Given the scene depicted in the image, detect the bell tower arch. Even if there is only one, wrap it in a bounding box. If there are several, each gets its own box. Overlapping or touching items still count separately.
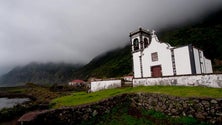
[130,27,152,53]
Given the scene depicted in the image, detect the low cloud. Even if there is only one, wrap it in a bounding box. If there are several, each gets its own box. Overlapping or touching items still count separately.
[0,0,222,75]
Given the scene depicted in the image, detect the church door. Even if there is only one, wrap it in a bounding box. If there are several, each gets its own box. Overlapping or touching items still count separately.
[151,65,162,77]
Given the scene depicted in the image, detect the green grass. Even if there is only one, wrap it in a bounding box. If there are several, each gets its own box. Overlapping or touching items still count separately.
[51,86,222,108]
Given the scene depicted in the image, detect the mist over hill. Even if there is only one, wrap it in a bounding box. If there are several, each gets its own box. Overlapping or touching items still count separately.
[0,63,82,86]
[0,9,222,86]
[72,45,132,80]
[159,9,222,60]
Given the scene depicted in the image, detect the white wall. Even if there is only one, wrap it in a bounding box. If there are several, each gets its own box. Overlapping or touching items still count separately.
[133,35,174,78]
[133,52,141,78]
[193,48,201,74]
[133,74,222,88]
[174,46,192,75]
[199,51,206,73]
[193,49,213,74]
[90,80,121,92]
[143,36,174,77]
[205,58,213,73]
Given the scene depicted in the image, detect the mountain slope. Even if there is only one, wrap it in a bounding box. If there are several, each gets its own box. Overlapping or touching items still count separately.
[159,9,222,60]
[72,45,132,80]
[0,63,81,86]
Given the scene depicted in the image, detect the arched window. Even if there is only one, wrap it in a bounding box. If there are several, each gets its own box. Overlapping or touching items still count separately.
[133,38,139,51]
[144,38,149,48]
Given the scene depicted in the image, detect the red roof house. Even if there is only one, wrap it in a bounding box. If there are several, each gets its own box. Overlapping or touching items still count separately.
[123,76,133,81]
[69,79,85,86]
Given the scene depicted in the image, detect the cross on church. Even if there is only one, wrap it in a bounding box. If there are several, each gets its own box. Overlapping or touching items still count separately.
[152,30,155,35]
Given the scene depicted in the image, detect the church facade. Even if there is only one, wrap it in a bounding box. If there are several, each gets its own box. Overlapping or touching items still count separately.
[130,28,213,78]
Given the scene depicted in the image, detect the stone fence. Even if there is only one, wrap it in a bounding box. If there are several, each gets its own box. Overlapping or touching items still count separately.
[20,93,222,124]
[133,74,222,88]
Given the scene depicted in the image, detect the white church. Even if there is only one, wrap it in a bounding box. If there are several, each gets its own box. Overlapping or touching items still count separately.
[130,28,213,78]
[88,28,220,92]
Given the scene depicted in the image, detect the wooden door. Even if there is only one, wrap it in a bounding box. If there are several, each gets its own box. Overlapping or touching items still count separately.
[151,66,162,77]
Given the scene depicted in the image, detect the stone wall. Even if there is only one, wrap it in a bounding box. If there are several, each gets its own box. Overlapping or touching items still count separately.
[133,74,222,88]
[27,95,129,125]
[131,93,222,124]
[24,93,222,124]
[90,80,121,92]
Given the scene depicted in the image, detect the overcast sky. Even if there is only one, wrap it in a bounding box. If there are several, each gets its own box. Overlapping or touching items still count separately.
[0,0,222,75]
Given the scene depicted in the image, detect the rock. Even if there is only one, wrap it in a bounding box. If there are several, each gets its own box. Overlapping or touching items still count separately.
[158,101,163,107]
[162,105,167,110]
[83,114,89,120]
[195,113,205,119]
[183,103,188,109]
[92,110,98,117]
[211,99,218,104]
[171,109,178,115]
[201,100,210,107]
[216,113,222,116]
[210,109,215,114]
[182,112,186,116]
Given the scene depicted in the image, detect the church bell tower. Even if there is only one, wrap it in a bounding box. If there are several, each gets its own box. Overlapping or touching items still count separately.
[129,27,152,78]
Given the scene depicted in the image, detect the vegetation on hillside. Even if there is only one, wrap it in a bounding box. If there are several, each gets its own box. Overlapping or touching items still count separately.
[51,86,222,108]
[160,9,222,61]
[72,45,132,80]
[0,63,81,86]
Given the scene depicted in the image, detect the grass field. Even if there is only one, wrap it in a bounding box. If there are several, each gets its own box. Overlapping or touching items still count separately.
[51,86,222,108]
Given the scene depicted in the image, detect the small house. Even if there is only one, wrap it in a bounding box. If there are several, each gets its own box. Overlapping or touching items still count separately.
[123,76,133,81]
[68,79,85,87]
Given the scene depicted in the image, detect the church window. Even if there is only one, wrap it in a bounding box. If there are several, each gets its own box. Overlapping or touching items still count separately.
[144,38,149,48]
[151,52,158,61]
[133,38,139,51]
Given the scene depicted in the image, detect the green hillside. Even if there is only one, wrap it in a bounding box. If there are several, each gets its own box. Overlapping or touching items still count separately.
[72,45,132,80]
[0,63,81,86]
[160,9,222,60]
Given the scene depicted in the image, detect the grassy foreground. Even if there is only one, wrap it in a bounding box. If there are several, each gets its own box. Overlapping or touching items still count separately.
[51,86,222,108]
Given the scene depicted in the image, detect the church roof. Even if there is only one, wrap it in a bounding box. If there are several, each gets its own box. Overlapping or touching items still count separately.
[129,27,151,37]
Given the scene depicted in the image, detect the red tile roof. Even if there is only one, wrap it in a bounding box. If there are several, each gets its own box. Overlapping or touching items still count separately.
[71,79,85,83]
[124,76,133,78]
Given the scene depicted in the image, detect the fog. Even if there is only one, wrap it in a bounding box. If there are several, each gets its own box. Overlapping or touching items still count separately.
[0,0,222,75]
